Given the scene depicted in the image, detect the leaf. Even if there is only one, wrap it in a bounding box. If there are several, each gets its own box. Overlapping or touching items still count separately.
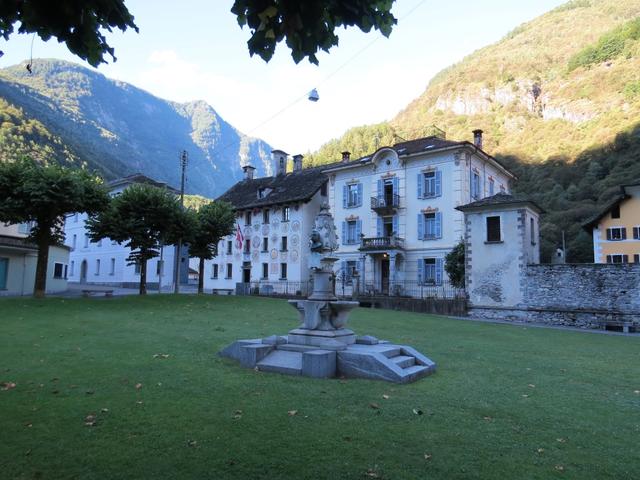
[412,408,423,415]
[233,409,243,420]
[483,416,492,421]
[528,384,535,388]
[634,390,639,394]
[365,469,379,478]
[187,440,198,448]
[135,383,143,390]
[84,414,97,427]
[537,448,545,454]
[287,410,298,416]
[382,394,390,400]
[369,403,380,410]
[555,465,564,471]
[424,453,432,460]
[556,438,566,443]
[521,394,529,398]
[1,382,16,390]
[101,408,109,413]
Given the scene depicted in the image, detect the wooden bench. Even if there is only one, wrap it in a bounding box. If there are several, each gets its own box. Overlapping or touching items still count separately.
[82,289,114,298]
[212,288,233,296]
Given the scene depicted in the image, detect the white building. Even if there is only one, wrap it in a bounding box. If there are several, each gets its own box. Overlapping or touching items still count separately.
[203,151,328,295]
[64,174,189,290]
[324,130,516,297]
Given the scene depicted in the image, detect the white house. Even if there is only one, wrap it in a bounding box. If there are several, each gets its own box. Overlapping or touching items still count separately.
[64,174,189,290]
[324,130,516,297]
[203,151,328,295]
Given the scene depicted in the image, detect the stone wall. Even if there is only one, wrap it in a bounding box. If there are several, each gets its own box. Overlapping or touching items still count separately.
[470,263,640,328]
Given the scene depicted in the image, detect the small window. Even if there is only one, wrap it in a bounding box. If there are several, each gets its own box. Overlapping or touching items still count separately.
[346,220,358,244]
[53,262,65,279]
[344,260,357,284]
[227,240,233,255]
[244,238,251,254]
[488,178,495,196]
[245,211,251,226]
[634,254,639,264]
[423,258,437,285]
[263,209,270,224]
[262,263,268,279]
[606,254,628,264]
[530,218,536,245]
[72,234,77,251]
[156,260,163,276]
[486,216,501,242]
[633,227,639,240]
[110,258,116,275]
[95,259,101,275]
[471,171,481,200]
[611,205,620,219]
[70,261,75,277]
[84,235,89,248]
[211,264,218,279]
[282,207,290,222]
[606,227,626,241]
[280,263,287,280]
[262,237,268,252]
[424,213,437,239]
[281,236,288,252]
[423,171,437,197]
[226,263,233,279]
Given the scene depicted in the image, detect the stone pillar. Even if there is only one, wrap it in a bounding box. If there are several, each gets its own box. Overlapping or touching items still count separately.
[389,253,397,293]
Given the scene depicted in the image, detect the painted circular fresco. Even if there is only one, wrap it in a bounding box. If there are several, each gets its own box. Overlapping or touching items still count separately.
[262,224,270,235]
[270,248,279,260]
[290,250,299,263]
[291,234,299,247]
[252,236,260,249]
[253,223,260,232]
[243,226,252,236]
[291,220,300,232]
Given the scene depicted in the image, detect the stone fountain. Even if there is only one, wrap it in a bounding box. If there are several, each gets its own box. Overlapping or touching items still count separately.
[219,204,436,383]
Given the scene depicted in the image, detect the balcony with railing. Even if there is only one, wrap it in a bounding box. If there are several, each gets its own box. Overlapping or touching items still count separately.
[359,236,404,251]
[370,194,400,215]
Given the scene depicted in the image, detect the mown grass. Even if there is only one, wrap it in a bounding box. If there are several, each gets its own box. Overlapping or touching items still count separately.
[0,295,638,479]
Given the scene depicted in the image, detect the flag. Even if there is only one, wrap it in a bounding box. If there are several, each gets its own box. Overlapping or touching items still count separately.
[235,223,244,250]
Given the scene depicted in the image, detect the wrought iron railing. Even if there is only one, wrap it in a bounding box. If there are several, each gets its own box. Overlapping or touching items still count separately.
[371,194,400,210]
[236,280,311,297]
[360,236,404,250]
[335,278,465,300]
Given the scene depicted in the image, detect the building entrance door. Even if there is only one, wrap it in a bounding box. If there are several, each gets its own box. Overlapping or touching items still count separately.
[242,267,251,283]
[381,258,390,295]
[80,260,88,283]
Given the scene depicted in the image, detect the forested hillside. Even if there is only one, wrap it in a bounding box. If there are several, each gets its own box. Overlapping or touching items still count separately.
[0,59,273,197]
[307,0,640,262]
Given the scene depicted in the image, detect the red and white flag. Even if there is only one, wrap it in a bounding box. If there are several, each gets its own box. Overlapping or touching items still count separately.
[235,223,244,250]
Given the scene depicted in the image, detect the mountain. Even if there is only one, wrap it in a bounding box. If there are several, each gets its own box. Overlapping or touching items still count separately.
[0,59,273,197]
[307,0,640,262]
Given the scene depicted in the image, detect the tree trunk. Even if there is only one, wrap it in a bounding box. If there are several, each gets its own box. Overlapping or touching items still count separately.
[139,257,147,295]
[34,238,50,298]
[198,257,205,294]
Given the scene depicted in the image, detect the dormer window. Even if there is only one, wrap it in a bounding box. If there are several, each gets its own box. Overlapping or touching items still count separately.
[257,187,272,199]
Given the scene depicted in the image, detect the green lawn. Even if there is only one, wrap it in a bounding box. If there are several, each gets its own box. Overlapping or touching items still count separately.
[0,296,638,480]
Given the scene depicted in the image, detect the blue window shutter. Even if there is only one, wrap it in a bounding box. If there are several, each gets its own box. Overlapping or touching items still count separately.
[356,220,362,241]
[342,221,347,245]
[342,185,348,208]
[435,170,442,197]
[357,183,363,207]
[417,173,423,198]
[417,214,424,240]
[377,179,383,199]
[392,177,399,196]
[435,258,444,285]
[435,212,442,238]
[417,259,423,284]
[377,217,383,237]
[392,215,399,235]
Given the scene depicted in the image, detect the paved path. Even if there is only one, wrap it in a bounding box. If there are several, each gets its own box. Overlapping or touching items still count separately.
[60,283,199,298]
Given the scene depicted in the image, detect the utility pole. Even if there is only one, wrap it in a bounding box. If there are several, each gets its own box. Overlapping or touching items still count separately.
[561,230,567,263]
[174,150,188,294]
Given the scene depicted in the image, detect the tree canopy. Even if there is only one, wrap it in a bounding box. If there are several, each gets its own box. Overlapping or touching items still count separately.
[86,183,189,295]
[0,158,109,297]
[0,0,396,66]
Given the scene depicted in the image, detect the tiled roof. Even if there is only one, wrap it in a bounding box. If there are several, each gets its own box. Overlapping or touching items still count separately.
[217,166,328,210]
[107,173,179,193]
[456,193,544,213]
[0,235,38,250]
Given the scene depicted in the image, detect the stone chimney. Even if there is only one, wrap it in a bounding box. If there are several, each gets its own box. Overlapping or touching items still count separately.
[272,149,288,176]
[341,151,351,163]
[292,154,303,172]
[473,129,483,149]
[242,165,256,180]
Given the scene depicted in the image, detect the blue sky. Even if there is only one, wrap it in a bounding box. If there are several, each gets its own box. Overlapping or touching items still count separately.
[0,0,565,153]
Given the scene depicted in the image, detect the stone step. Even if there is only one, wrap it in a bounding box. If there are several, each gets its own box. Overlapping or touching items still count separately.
[391,355,415,368]
[257,350,302,375]
[398,365,432,383]
[279,344,330,353]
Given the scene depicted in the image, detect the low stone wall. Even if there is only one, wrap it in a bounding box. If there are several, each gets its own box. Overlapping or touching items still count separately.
[471,264,640,329]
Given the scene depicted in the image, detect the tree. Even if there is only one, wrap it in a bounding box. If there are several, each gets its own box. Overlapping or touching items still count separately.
[444,240,465,289]
[187,201,236,294]
[0,158,109,297]
[86,184,188,295]
[0,1,396,66]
